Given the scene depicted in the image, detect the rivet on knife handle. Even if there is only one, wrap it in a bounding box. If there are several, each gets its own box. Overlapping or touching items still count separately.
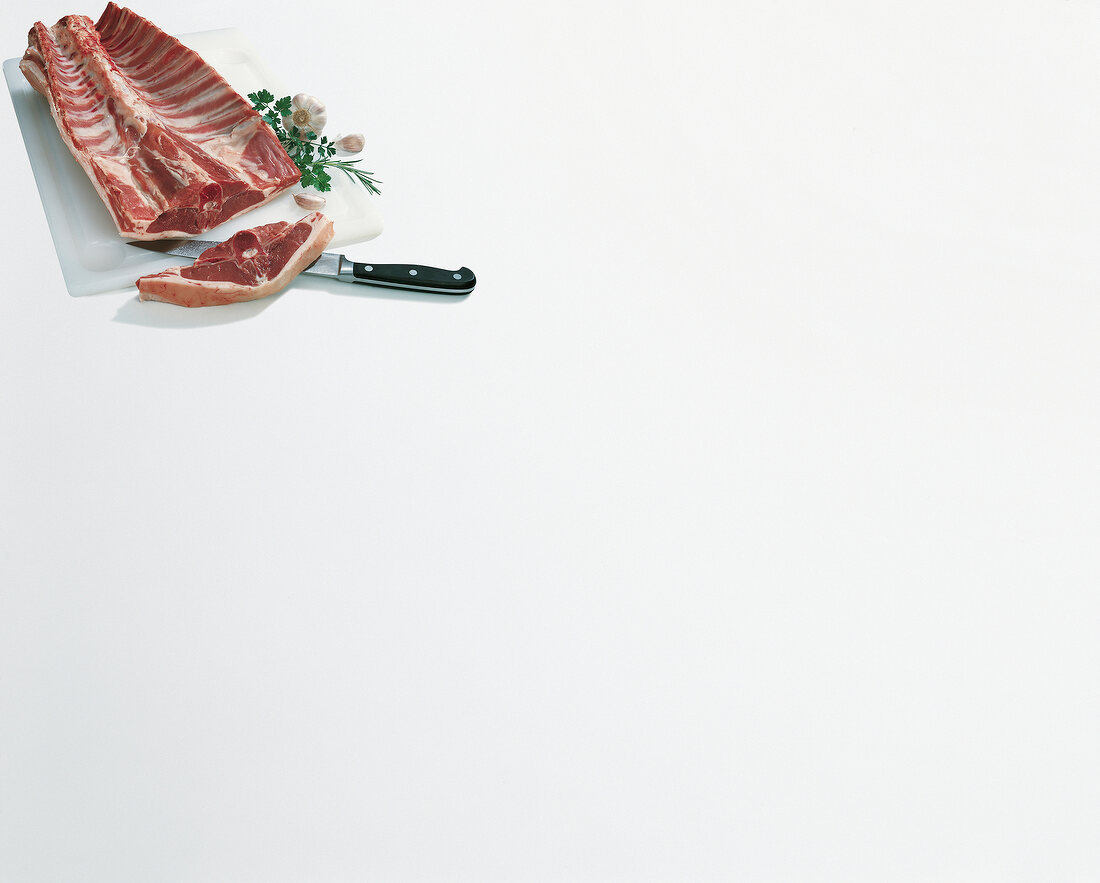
[351,262,475,295]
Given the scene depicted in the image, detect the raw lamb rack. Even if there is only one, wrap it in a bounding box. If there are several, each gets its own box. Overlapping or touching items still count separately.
[21,3,300,240]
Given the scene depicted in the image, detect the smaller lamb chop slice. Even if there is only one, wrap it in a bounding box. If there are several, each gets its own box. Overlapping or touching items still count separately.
[136,211,335,307]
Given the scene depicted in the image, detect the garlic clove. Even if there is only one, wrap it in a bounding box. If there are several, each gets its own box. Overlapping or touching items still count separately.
[294,192,326,210]
[335,133,365,154]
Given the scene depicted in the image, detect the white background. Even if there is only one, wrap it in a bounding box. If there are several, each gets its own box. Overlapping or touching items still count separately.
[2,1,1099,881]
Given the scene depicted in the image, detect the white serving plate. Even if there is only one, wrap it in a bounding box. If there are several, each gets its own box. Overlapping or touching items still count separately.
[3,27,382,296]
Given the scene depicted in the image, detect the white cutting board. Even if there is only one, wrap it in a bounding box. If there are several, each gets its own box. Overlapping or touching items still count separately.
[3,27,382,296]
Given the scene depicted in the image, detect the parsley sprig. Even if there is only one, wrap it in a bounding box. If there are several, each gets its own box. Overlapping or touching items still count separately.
[248,89,381,196]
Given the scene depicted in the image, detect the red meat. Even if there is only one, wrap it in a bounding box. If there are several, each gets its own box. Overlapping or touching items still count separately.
[136,211,334,306]
[21,3,300,240]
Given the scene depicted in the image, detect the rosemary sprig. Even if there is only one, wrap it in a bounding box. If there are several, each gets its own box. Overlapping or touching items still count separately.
[319,159,383,196]
[247,89,381,196]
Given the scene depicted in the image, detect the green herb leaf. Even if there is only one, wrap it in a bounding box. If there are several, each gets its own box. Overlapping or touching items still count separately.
[251,90,382,196]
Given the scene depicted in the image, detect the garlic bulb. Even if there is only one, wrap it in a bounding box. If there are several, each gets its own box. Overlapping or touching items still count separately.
[282,93,327,136]
[335,133,365,154]
[294,192,326,210]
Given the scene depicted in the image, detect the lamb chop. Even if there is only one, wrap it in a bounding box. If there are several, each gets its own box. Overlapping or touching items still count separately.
[136,211,334,307]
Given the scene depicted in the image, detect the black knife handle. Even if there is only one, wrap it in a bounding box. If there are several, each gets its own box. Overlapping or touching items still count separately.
[350,262,475,295]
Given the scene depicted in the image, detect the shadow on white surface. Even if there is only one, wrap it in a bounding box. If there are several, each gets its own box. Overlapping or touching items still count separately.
[110,276,470,326]
[303,275,474,305]
[112,290,283,327]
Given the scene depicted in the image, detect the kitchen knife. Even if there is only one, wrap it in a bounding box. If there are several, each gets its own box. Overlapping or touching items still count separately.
[130,239,475,295]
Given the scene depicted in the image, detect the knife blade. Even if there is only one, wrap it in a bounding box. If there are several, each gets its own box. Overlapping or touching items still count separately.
[130,239,476,295]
